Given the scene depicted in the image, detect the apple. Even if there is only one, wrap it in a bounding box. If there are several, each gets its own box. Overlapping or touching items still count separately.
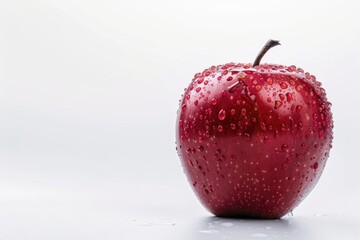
[175,40,333,218]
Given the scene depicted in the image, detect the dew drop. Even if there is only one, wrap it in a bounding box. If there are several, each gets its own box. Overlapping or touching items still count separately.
[313,162,318,170]
[255,85,262,91]
[230,123,236,130]
[241,108,247,116]
[196,87,201,92]
[238,72,246,79]
[286,93,292,102]
[218,125,223,132]
[260,122,266,131]
[218,109,226,120]
[230,109,236,115]
[267,78,273,85]
[274,101,283,109]
[280,82,288,89]
[211,98,218,105]
[279,94,285,101]
[296,105,302,112]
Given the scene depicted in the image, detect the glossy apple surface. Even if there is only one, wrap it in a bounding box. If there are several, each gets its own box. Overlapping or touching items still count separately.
[176,63,333,218]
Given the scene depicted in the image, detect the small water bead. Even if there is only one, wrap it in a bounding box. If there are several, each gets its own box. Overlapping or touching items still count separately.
[227,76,233,81]
[204,80,209,85]
[238,72,246,79]
[194,100,198,106]
[218,125,223,132]
[230,109,236,115]
[198,137,204,143]
[286,93,292,102]
[267,97,272,103]
[211,98,218,105]
[218,109,226,120]
[241,108,247,116]
[313,162,318,170]
[260,122,267,131]
[267,78,273,85]
[274,101,283,109]
[279,94,285,101]
[296,105,302,112]
[255,85,262,91]
[197,78,204,84]
[280,82,288,89]
[230,123,236,130]
[181,104,186,111]
[196,87,201,92]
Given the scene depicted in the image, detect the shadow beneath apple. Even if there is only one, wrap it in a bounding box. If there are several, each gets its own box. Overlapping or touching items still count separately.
[186,213,360,240]
[188,214,309,240]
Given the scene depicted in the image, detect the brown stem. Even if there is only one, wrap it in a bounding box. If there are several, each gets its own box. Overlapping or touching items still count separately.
[253,39,280,67]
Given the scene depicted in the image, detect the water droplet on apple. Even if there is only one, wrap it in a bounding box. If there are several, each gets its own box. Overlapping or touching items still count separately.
[274,101,282,109]
[218,109,226,120]
[211,98,217,105]
[241,108,247,116]
[280,82,288,89]
[267,78,273,85]
[218,125,223,132]
[279,94,285,101]
[313,162,318,170]
[260,122,266,131]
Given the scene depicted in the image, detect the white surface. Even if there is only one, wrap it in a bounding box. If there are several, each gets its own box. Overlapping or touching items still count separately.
[1,0,360,239]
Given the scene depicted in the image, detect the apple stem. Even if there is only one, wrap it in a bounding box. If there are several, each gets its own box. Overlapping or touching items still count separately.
[253,39,280,67]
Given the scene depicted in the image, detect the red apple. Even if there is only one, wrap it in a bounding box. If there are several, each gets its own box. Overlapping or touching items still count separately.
[175,40,333,218]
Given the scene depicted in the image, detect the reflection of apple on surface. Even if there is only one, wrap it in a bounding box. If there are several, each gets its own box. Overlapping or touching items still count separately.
[176,40,333,218]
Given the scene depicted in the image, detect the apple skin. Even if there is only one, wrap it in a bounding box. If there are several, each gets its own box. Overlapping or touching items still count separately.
[176,63,333,219]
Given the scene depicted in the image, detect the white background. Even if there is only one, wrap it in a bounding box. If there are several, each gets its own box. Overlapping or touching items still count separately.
[1,0,360,239]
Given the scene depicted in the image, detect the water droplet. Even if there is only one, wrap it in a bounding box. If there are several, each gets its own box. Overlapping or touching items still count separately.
[274,101,283,109]
[279,94,285,101]
[204,80,209,85]
[313,162,318,169]
[286,93,292,102]
[238,72,246,79]
[227,76,233,81]
[196,87,201,92]
[218,109,226,120]
[230,109,236,115]
[198,137,203,143]
[266,78,273,85]
[267,97,271,103]
[241,108,247,116]
[180,135,185,142]
[198,145,204,151]
[218,125,223,132]
[181,104,186,111]
[194,100,198,106]
[296,85,303,92]
[230,123,236,130]
[255,85,262,91]
[280,82,288,89]
[296,105,302,112]
[260,122,266,131]
[211,98,217,105]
